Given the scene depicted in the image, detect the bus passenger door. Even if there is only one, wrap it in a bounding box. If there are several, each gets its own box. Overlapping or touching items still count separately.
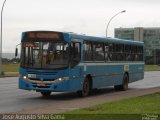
[70,42,81,68]
[70,42,82,90]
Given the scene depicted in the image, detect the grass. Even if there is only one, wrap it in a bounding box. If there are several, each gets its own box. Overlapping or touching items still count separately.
[2,63,19,72]
[62,92,160,120]
[1,64,19,76]
[144,65,160,71]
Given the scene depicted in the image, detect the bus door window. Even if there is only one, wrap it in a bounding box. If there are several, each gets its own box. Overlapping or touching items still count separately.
[70,42,81,68]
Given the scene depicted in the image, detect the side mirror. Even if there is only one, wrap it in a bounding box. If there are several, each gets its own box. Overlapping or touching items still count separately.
[15,48,18,57]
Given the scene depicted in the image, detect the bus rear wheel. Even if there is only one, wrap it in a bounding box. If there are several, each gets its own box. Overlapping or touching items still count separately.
[114,74,129,91]
[41,91,51,97]
[77,78,91,97]
[122,74,129,90]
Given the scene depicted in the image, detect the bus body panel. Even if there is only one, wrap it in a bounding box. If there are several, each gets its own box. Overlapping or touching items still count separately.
[19,63,144,92]
[75,62,144,89]
[69,66,84,91]
[18,31,144,93]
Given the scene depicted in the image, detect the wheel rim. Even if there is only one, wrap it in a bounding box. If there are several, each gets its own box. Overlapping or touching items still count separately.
[82,79,90,96]
[124,75,128,90]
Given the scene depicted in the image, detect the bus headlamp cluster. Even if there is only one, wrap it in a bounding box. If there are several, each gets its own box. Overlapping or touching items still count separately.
[55,77,69,82]
[19,74,28,80]
[19,74,69,82]
[23,75,27,80]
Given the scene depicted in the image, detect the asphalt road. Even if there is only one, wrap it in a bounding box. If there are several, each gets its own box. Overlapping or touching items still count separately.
[0,71,160,114]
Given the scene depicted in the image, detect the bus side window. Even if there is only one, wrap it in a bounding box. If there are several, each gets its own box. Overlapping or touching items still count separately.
[140,46,144,61]
[112,44,117,61]
[105,43,109,61]
[108,43,113,61]
[131,45,138,61]
[125,45,131,61]
[93,42,105,61]
[137,46,143,61]
[84,41,92,61]
[116,44,124,61]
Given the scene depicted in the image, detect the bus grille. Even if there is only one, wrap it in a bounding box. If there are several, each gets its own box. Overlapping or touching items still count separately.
[29,78,55,81]
[27,70,57,75]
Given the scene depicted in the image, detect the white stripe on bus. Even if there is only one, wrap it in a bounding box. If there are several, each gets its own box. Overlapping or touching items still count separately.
[78,62,144,66]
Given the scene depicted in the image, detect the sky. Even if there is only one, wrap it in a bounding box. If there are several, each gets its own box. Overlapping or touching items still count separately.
[0,0,160,53]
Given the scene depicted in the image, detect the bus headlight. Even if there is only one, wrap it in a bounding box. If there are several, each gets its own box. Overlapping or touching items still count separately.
[23,76,27,80]
[55,77,69,82]
[19,74,28,80]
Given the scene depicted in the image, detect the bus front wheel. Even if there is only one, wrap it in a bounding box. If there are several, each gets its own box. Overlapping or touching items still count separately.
[41,91,51,97]
[77,78,91,97]
[114,74,129,91]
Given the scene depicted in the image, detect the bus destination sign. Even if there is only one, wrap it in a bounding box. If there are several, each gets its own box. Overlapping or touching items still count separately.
[23,31,64,41]
[28,33,60,39]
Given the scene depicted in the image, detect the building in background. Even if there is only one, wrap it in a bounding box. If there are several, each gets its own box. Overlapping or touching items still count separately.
[115,27,160,64]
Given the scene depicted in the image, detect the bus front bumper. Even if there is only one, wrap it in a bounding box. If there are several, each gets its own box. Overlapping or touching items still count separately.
[19,78,69,92]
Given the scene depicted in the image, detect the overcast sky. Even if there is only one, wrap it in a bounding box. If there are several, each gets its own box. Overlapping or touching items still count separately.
[0,0,160,53]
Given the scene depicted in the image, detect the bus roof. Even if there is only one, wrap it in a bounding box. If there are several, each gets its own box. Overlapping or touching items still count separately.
[21,31,144,46]
[69,32,144,46]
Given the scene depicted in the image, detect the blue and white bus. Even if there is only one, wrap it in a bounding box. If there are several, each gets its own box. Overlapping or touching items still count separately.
[17,31,144,97]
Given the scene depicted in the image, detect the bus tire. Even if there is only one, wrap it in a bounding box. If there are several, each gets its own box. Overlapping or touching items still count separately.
[77,78,91,97]
[114,74,129,91]
[122,73,129,91]
[41,91,51,97]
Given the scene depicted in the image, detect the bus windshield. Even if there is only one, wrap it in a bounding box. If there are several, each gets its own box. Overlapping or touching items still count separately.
[21,42,69,69]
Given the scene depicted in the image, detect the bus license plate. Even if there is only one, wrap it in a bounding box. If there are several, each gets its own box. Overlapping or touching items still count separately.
[28,74,36,78]
[37,82,45,86]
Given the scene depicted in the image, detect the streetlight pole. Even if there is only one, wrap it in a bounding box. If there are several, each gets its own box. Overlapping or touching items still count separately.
[106,10,126,38]
[0,0,7,76]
